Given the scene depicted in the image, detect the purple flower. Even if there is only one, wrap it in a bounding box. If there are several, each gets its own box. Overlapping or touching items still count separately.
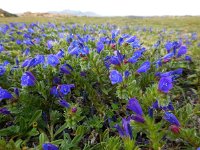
[167,102,174,111]
[47,54,60,67]
[0,65,6,76]
[131,114,145,123]
[158,77,173,93]
[14,88,19,97]
[109,70,123,85]
[114,117,133,139]
[53,77,61,85]
[42,143,58,150]
[96,41,104,53]
[0,87,13,101]
[148,107,153,118]
[152,100,160,109]
[71,107,77,113]
[80,71,87,77]
[163,112,180,126]
[21,71,36,86]
[136,61,151,74]
[127,98,143,116]
[0,107,10,115]
[59,100,70,108]
[177,46,187,57]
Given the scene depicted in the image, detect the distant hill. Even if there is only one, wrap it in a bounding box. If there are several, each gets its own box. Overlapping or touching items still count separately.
[20,11,71,17]
[49,9,99,17]
[0,9,17,17]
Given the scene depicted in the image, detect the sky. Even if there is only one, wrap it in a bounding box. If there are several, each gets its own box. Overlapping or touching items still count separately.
[1,0,200,16]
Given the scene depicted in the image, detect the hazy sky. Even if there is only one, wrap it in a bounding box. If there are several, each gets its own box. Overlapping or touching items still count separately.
[1,0,200,16]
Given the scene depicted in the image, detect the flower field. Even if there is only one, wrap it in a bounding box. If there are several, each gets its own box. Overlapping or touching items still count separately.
[0,17,200,150]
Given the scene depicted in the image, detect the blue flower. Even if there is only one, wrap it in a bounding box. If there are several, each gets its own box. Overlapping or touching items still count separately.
[58,100,70,108]
[14,87,19,97]
[3,60,9,66]
[96,41,104,53]
[47,40,53,50]
[59,84,75,96]
[56,49,65,58]
[42,143,58,150]
[21,58,31,68]
[16,39,22,45]
[167,102,174,111]
[22,48,30,56]
[110,50,125,65]
[152,100,160,109]
[124,70,130,78]
[50,86,59,97]
[162,52,174,62]
[0,87,13,101]
[47,54,60,67]
[131,38,140,49]
[118,37,124,45]
[21,71,36,86]
[0,65,6,76]
[177,46,187,57]
[125,36,136,43]
[60,65,71,75]
[27,55,45,69]
[163,112,180,126]
[165,41,173,53]
[136,61,151,73]
[127,98,143,116]
[0,44,4,52]
[173,68,183,75]
[185,55,192,62]
[109,70,123,85]
[158,77,173,93]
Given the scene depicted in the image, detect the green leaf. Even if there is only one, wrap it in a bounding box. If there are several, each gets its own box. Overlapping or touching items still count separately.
[54,123,68,138]
[71,134,83,145]
[0,126,20,136]
[28,110,42,126]
[39,133,47,145]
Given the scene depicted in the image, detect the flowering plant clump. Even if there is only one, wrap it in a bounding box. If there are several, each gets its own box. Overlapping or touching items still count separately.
[0,22,199,150]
